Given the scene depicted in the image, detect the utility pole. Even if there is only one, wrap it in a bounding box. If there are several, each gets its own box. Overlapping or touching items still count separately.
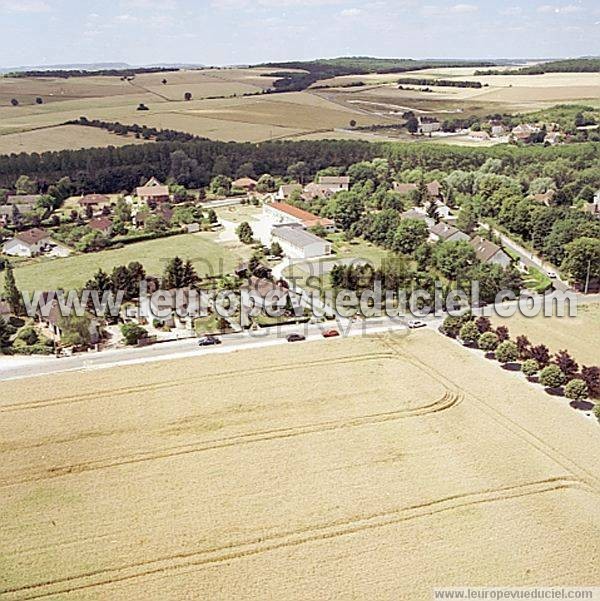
[584,259,592,295]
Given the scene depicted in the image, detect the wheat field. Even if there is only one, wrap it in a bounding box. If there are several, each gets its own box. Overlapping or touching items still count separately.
[1,330,599,599]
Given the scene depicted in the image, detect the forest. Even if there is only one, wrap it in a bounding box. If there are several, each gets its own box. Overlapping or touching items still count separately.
[475,58,600,75]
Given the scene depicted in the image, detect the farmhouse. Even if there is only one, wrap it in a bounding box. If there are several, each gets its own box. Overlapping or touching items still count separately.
[275,184,303,201]
[470,236,512,268]
[428,222,469,243]
[317,176,350,193]
[272,225,332,259]
[2,228,69,258]
[88,217,113,236]
[136,177,170,203]
[263,202,335,232]
[232,177,258,192]
[418,118,441,134]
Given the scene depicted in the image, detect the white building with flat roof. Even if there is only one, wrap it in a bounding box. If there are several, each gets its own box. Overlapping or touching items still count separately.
[272,225,332,259]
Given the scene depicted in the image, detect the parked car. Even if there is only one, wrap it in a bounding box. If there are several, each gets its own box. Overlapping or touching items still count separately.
[407,320,426,329]
[322,328,340,338]
[546,270,557,279]
[286,333,306,343]
[198,335,221,346]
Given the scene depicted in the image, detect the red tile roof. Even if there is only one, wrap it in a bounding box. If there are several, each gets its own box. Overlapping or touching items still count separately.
[270,202,334,228]
[88,217,113,231]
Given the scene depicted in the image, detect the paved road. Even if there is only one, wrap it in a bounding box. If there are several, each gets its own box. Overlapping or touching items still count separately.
[483,224,571,292]
[0,316,442,382]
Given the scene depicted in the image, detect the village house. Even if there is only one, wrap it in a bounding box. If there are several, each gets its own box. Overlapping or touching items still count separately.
[511,124,539,141]
[544,132,562,146]
[401,208,434,228]
[271,224,332,260]
[302,182,334,202]
[78,194,110,210]
[2,228,70,258]
[393,180,443,200]
[275,184,303,201]
[428,222,470,244]
[263,201,335,232]
[469,130,491,142]
[316,176,350,193]
[239,276,292,328]
[490,123,507,136]
[469,236,512,268]
[418,118,441,135]
[232,177,258,192]
[88,217,113,236]
[0,204,30,226]
[136,177,170,203]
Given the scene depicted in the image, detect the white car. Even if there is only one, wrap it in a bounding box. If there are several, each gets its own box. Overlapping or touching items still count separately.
[546,270,557,279]
[407,320,426,329]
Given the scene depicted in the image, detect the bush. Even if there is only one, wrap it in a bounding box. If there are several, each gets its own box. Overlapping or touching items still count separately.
[564,379,589,401]
[522,359,540,377]
[595,403,600,424]
[15,325,39,346]
[495,340,518,364]
[478,331,499,351]
[121,323,148,345]
[459,321,480,346]
[540,365,566,388]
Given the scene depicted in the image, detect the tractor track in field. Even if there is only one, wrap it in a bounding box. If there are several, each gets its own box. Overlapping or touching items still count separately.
[376,333,600,494]
[0,389,461,488]
[0,352,394,413]
[0,476,589,600]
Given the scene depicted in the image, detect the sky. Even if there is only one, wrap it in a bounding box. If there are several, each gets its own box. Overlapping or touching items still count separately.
[0,0,599,67]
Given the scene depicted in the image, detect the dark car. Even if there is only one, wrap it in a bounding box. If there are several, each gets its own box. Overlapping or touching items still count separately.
[286,333,306,343]
[198,335,221,346]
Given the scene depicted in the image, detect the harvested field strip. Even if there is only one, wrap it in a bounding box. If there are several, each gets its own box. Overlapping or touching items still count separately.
[0,477,588,601]
[0,390,462,488]
[378,333,600,493]
[0,352,394,413]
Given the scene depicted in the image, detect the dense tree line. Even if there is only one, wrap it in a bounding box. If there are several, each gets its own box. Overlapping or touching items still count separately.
[475,58,600,76]
[66,117,199,142]
[261,57,499,92]
[5,67,178,79]
[396,78,483,89]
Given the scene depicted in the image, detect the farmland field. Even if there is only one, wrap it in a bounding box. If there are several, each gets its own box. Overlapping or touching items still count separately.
[5,232,239,291]
[0,124,148,155]
[1,66,599,152]
[491,301,600,366]
[1,330,599,599]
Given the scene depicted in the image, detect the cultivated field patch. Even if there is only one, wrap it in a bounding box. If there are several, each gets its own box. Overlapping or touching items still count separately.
[1,331,599,599]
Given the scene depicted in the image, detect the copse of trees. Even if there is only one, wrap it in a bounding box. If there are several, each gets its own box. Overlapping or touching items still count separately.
[397,78,482,89]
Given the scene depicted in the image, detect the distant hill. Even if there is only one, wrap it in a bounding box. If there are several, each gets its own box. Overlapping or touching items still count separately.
[0,62,205,76]
[475,57,600,75]
[259,56,518,92]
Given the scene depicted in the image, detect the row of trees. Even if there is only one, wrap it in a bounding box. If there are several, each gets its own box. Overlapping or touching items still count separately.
[441,313,600,407]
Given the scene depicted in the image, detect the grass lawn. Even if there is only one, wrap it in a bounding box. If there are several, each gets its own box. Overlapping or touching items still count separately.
[522,267,552,294]
[4,233,241,291]
[284,236,391,294]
